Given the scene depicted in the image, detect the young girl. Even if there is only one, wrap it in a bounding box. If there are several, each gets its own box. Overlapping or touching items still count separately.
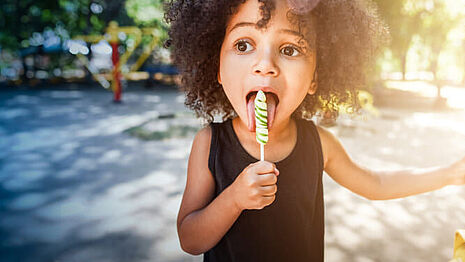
[163,0,465,260]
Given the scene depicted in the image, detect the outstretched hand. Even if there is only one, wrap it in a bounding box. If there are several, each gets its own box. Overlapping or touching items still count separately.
[448,155,465,185]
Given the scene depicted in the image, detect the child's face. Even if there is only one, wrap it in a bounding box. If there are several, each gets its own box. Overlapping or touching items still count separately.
[218,0,317,132]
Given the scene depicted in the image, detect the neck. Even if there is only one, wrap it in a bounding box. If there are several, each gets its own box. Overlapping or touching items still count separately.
[233,116,295,147]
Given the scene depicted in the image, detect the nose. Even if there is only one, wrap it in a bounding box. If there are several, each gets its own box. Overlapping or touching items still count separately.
[252,48,279,77]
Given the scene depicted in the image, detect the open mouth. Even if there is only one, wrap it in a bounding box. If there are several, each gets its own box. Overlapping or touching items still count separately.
[245,90,280,132]
[246,91,280,106]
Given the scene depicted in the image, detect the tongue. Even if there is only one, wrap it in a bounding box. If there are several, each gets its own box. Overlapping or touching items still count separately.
[247,92,277,132]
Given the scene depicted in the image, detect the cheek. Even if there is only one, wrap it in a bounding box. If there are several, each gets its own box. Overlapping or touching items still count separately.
[219,55,248,107]
[221,54,249,78]
[285,64,313,87]
[280,63,314,108]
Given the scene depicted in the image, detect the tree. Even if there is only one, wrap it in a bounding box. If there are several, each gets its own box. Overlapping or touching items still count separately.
[0,0,131,80]
[418,0,462,101]
[373,0,424,80]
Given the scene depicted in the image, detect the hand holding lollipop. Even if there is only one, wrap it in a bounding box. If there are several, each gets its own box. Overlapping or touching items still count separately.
[255,90,268,161]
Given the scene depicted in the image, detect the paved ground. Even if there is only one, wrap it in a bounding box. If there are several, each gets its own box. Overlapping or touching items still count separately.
[0,83,464,262]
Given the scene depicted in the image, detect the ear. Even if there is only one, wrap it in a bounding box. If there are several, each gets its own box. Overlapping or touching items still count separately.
[308,71,318,95]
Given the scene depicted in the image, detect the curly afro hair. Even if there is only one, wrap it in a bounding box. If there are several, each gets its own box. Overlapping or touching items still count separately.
[163,0,390,124]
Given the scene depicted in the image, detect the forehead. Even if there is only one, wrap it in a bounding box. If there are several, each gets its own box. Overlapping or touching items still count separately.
[225,0,298,33]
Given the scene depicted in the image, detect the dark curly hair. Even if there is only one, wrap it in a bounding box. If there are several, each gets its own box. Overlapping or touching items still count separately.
[163,0,390,124]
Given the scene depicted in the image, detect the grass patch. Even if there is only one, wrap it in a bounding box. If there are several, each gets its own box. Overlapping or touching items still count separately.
[124,123,200,141]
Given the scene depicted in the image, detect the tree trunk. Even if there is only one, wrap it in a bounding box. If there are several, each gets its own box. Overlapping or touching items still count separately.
[463,58,465,85]
[432,64,441,99]
[401,53,407,80]
[436,83,441,98]
[20,56,27,82]
[463,40,465,85]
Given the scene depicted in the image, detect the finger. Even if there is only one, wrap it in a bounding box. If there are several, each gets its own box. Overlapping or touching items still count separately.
[260,184,277,196]
[253,161,277,175]
[262,194,276,206]
[256,173,278,186]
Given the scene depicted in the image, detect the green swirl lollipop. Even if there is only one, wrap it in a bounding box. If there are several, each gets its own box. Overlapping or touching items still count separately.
[255,90,268,160]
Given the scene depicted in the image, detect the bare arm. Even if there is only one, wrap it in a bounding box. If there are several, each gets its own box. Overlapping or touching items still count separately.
[177,126,242,255]
[316,125,465,201]
[373,165,455,200]
[316,125,380,200]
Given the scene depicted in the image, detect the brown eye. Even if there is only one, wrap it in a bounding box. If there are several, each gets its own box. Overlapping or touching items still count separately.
[282,46,300,57]
[235,40,253,53]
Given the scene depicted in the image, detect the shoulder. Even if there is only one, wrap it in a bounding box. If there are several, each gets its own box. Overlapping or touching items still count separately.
[191,124,214,164]
[314,122,352,173]
[299,118,331,170]
[194,124,212,146]
[313,123,335,171]
[190,124,213,174]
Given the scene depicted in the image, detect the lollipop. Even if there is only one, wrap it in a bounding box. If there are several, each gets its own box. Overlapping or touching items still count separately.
[255,90,268,161]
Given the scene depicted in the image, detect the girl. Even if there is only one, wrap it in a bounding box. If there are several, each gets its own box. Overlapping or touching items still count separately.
[163,0,465,261]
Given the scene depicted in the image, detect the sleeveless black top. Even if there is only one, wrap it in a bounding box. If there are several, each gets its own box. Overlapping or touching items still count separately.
[204,116,325,262]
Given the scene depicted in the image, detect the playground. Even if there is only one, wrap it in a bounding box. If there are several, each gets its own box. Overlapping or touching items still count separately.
[1,1,465,261]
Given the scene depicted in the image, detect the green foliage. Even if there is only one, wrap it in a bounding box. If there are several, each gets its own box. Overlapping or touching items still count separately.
[125,0,170,47]
[124,123,200,141]
[125,0,164,26]
[0,0,169,52]
[0,0,171,80]
[0,0,130,51]
[373,0,423,76]
[417,0,462,78]
[373,0,465,82]
[0,0,60,50]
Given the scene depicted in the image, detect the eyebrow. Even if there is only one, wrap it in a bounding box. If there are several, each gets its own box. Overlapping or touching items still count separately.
[228,22,304,39]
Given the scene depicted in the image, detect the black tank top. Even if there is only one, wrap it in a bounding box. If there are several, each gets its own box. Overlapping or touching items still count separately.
[204,116,325,262]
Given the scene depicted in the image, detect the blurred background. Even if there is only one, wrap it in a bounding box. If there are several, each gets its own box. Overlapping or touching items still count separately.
[0,0,464,261]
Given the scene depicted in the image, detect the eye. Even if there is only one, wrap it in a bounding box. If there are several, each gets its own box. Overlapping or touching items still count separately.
[235,40,253,53]
[281,45,302,57]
